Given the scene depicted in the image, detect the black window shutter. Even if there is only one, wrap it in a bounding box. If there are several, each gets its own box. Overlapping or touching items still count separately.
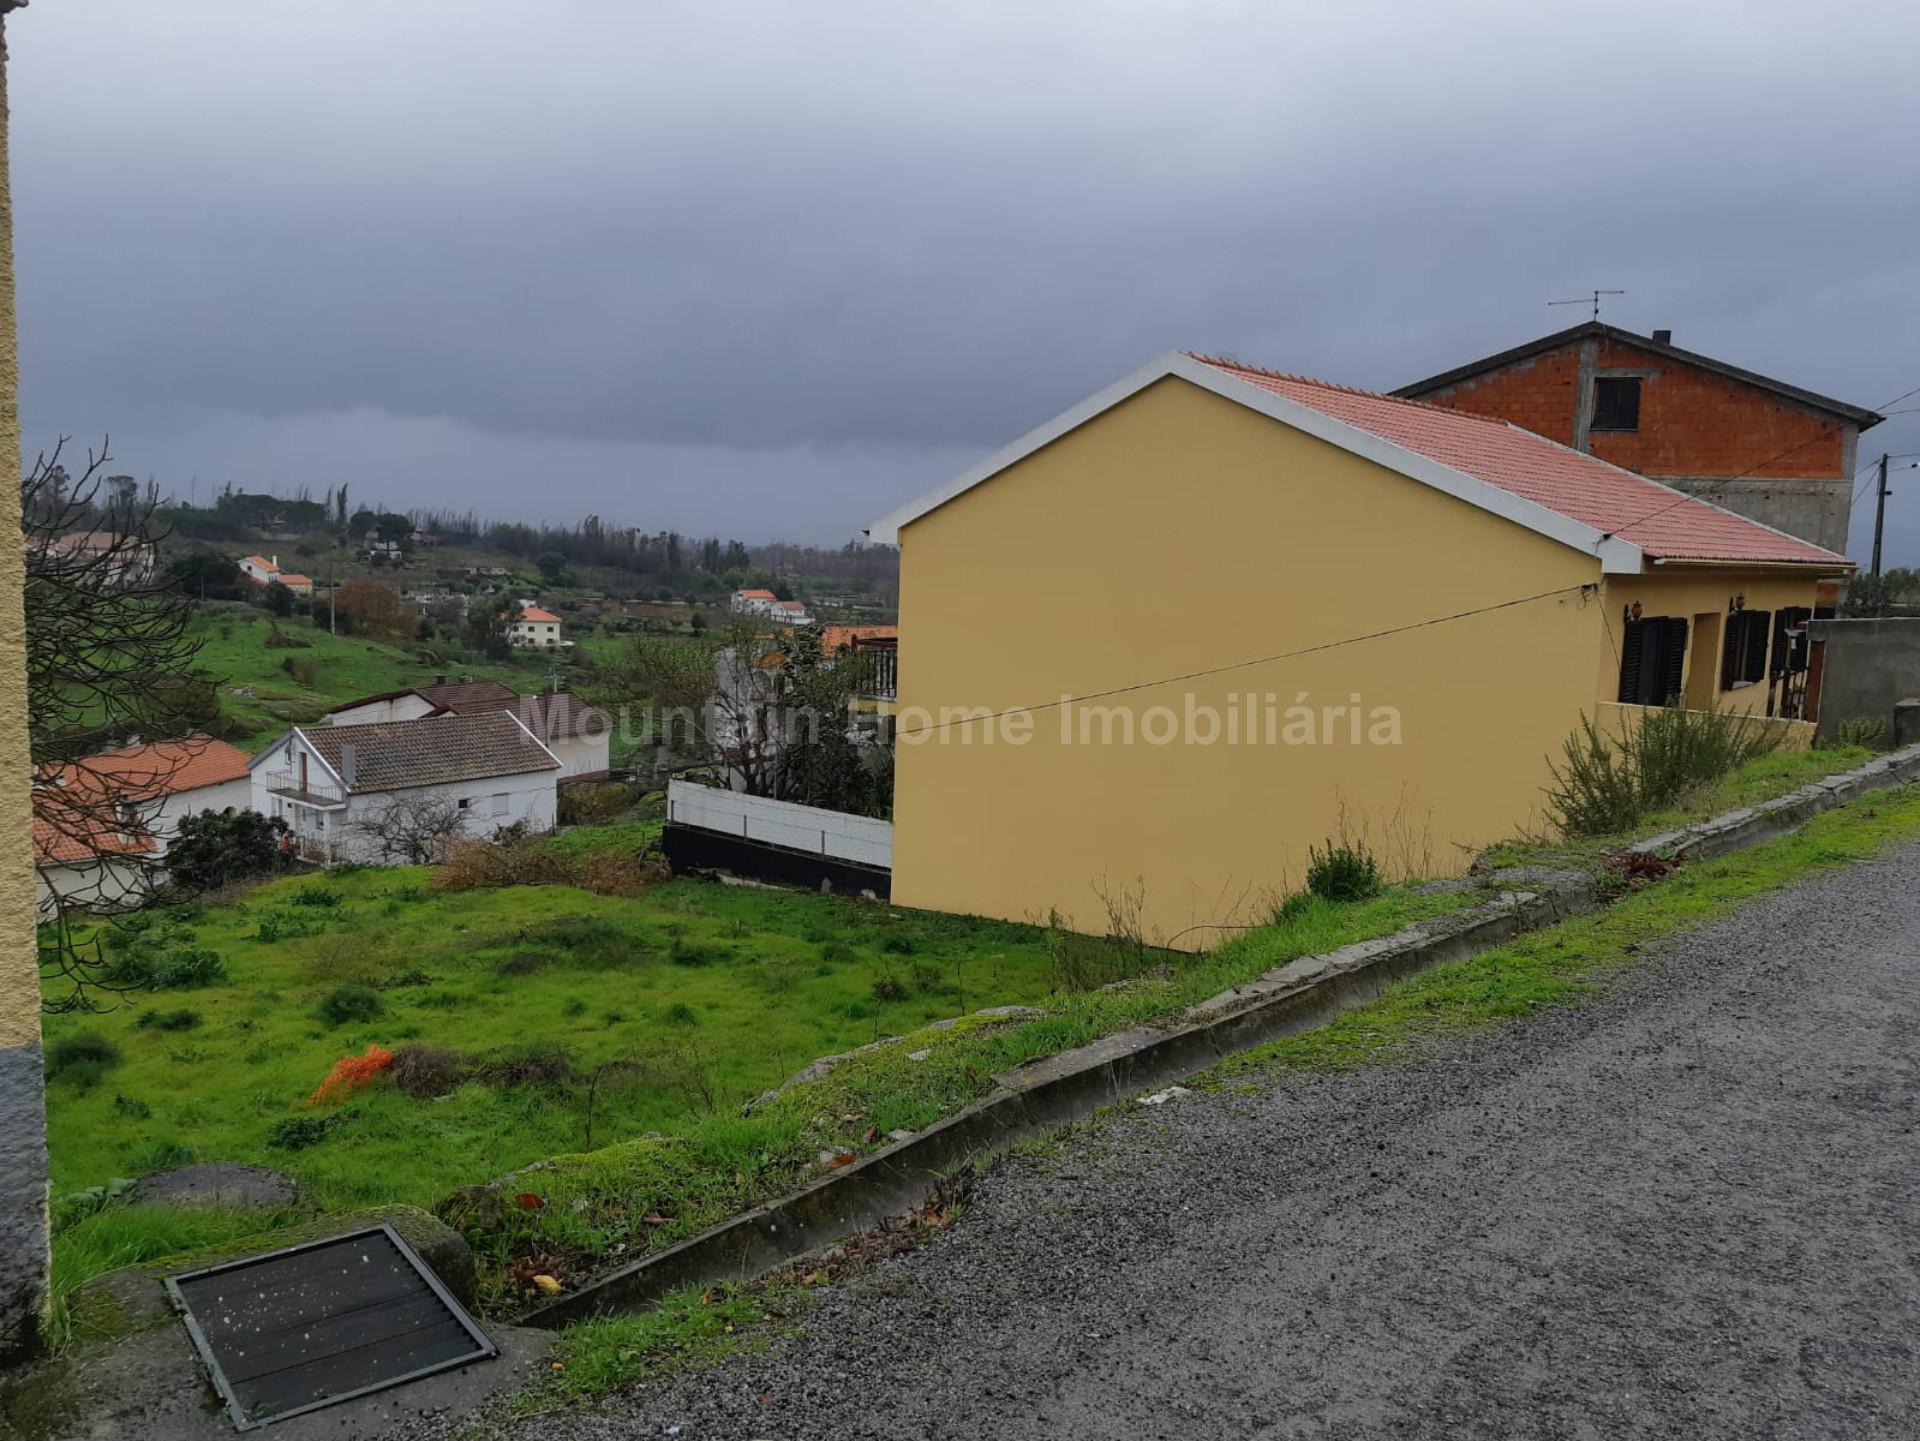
[1744,609,1772,683]
[1618,619,1646,704]
[1721,613,1744,691]
[1658,617,1688,703]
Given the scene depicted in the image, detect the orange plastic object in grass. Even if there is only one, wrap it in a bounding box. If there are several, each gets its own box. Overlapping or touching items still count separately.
[305,1043,395,1106]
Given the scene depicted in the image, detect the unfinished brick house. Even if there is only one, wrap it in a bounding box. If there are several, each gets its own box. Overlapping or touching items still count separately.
[1394,322,1883,557]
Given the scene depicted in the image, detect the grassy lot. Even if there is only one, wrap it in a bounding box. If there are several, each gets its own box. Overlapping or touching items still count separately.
[184,609,557,747]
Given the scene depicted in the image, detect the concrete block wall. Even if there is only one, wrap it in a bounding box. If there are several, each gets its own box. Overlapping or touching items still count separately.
[1810,617,1920,744]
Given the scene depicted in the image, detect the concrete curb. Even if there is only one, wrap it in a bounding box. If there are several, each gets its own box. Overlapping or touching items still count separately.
[1636,741,1920,861]
[525,744,1920,1328]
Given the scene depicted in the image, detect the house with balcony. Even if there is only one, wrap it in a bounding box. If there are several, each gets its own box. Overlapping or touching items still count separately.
[248,709,560,864]
[866,350,1849,944]
[731,587,811,625]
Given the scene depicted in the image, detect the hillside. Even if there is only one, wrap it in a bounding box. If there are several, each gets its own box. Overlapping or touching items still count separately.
[187,609,569,748]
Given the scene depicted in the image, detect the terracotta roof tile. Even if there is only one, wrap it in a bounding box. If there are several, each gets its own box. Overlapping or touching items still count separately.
[1188,354,1849,568]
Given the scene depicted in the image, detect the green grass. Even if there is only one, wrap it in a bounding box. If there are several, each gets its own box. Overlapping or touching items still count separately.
[1221,779,1920,1077]
[43,865,1476,1315]
[46,1203,302,1347]
[182,608,551,748]
[461,884,1478,1306]
[528,1283,808,1411]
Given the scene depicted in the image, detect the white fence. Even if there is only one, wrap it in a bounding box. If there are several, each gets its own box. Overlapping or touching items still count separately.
[666,780,892,870]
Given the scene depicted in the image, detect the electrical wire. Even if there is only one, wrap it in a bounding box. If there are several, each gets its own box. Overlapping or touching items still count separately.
[893,582,1595,738]
[1598,378,1920,544]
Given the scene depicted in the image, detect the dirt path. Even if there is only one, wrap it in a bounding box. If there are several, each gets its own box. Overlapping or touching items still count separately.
[499,838,1920,1439]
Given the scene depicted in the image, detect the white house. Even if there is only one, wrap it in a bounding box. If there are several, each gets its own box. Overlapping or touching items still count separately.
[730,588,810,625]
[327,677,613,780]
[33,737,254,917]
[249,710,561,865]
[507,602,565,649]
[238,553,314,596]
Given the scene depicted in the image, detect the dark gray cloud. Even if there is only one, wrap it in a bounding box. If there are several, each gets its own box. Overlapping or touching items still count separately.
[12,1,1920,553]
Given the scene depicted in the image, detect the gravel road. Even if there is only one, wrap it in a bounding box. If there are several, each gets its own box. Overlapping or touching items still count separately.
[493,837,1920,1440]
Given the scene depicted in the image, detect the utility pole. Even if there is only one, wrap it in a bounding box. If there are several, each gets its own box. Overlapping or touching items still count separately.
[1873,452,1890,578]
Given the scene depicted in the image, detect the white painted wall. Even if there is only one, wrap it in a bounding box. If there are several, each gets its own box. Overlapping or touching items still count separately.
[551,732,611,779]
[666,780,891,868]
[145,774,254,856]
[326,693,440,727]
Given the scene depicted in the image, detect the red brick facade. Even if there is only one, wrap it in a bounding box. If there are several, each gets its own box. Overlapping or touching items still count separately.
[1397,325,1879,555]
[1415,336,1848,480]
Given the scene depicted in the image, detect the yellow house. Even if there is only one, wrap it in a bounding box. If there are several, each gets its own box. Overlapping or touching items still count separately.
[868,352,1848,945]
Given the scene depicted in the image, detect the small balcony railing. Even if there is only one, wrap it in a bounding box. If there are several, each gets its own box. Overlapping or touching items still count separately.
[262,770,346,806]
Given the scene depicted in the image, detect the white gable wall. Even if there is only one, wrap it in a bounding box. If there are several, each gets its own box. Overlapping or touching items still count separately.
[327,693,440,727]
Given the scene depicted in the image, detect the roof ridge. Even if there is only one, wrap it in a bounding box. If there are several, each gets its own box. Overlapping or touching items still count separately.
[1183,351,1522,431]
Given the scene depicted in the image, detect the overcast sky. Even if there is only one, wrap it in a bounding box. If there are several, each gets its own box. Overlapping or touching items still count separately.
[12,1,1920,559]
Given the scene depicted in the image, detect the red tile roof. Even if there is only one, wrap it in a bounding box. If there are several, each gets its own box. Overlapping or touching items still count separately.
[1188,355,1849,568]
[735,588,776,600]
[46,737,252,799]
[520,605,561,623]
[33,738,249,865]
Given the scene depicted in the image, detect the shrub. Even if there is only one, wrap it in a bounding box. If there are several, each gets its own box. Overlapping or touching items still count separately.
[290,885,344,908]
[167,808,293,894]
[109,946,228,991]
[389,1043,464,1099]
[1546,703,1786,837]
[434,837,575,892]
[819,939,855,964]
[112,1094,152,1120]
[879,933,917,955]
[306,1044,395,1105]
[663,1002,699,1027]
[495,951,555,977]
[253,909,326,943]
[669,938,723,967]
[871,974,908,1002]
[1832,715,1890,750]
[562,997,588,1017]
[269,1113,345,1150]
[483,1044,574,1088]
[557,781,636,827]
[315,985,383,1027]
[134,1008,202,1032]
[580,852,671,897]
[910,960,944,995]
[47,1032,122,1084]
[1306,841,1381,903]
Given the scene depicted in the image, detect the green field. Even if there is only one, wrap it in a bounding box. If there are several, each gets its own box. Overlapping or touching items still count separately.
[41,862,1058,1213]
[184,609,562,746]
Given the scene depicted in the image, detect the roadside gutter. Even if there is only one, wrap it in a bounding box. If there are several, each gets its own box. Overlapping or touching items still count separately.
[527,741,1920,1328]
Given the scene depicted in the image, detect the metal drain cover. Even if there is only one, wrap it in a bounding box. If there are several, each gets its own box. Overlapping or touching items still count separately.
[166,1223,496,1430]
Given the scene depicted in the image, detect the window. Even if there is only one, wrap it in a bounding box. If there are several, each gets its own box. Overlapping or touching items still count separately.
[1591,376,1641,432]
[1721,609,1772,689]
[1617,614,1688,706]
[457,796,472,811]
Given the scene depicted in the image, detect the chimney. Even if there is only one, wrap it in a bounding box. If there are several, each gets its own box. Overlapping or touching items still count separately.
[435,673,448,685]
[1651,329,1672,346]
[340,744,357,791]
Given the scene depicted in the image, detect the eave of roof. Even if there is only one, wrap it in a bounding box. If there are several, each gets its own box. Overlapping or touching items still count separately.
[1392,321,1884,429]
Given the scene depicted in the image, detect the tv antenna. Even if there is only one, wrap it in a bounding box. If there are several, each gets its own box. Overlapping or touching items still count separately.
[1550,289,1625,322]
